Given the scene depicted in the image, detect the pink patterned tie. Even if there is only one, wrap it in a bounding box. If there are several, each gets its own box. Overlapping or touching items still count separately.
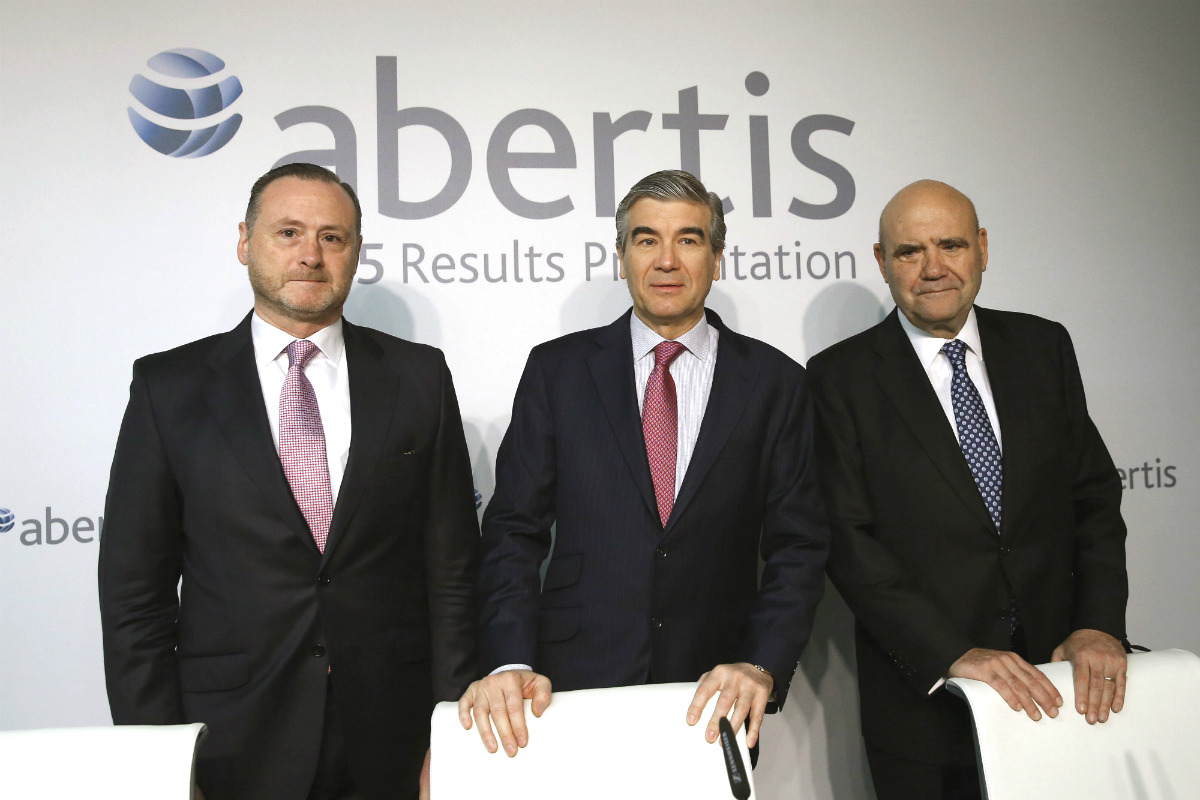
[643,341,686,527]
[280,340,333,552]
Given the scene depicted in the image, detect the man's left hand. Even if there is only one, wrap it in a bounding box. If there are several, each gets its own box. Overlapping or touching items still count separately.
[686,662,774,748]
[1051,629,1127,724]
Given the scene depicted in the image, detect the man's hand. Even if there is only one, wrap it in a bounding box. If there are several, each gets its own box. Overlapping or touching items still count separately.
[1051,628,1127,724]
[948,648,1063,721]
[419,747,431,800]
[686,663,774,748]
[457,670,552,756]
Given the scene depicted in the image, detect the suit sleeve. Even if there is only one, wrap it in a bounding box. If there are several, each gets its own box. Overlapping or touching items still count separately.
[98,362,186,724]
[423,354,482,701]
[476,351,557,674]
[737,368,830,708]
[810,359,976,692]
[1058,326,1128,638]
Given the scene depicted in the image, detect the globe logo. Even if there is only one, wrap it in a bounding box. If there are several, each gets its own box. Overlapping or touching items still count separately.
[0,508,15,534]
[128,48,243,158]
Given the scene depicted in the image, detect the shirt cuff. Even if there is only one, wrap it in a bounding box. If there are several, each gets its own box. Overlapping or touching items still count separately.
[489,663,533,675]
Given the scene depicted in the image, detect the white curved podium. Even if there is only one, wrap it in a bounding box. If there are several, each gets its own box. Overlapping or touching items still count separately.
[947,648,1200,799]
[0,722,207,799]
[431,682,756,800]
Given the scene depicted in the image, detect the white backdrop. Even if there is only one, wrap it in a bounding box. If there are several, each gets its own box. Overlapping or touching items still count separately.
[2,2,1198,798]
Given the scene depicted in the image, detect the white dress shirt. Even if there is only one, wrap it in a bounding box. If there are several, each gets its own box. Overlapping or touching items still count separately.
[897,308,1002,452]
[250,312,353,503]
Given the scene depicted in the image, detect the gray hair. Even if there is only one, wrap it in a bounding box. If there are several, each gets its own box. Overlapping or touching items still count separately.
[615,170,725,255]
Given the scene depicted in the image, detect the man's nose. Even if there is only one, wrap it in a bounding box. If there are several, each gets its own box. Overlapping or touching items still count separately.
[656,243,678,270]
[921,250,946,277]
[298,235,322,267]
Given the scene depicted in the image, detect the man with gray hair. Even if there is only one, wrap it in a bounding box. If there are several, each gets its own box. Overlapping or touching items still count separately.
[458,169,829,759]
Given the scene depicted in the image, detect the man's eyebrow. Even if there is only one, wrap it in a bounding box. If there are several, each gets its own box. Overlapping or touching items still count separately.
[891,242,922,256]
[677,226,707,240]
[938,236,971,248]
[630,225,659,240]
[267,217,351,232]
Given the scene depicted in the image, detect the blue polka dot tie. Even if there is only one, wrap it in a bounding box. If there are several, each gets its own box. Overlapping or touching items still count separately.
[942,339,1003,533]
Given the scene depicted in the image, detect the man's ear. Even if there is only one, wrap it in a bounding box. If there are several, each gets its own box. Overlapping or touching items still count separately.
[237,222,251,266]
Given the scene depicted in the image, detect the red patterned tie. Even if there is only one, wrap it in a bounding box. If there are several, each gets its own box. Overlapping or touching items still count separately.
[280,340,334,552]
[643,341,686,527]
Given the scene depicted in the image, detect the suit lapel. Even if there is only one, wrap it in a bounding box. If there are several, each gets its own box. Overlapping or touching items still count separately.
[872,311,996,532]
[587,313,658,521]
[975,308,1025,539]
[203,313,316,551]
[322,319,395,562]
[667,311,756,531]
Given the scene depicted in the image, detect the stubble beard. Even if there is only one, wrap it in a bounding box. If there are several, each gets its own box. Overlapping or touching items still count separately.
[247,255,349,324]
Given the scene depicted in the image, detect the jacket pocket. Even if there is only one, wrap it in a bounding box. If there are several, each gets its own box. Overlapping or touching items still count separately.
[541,551,583,592]
[373,451,424,478]
[178,652,249,693]
[537,606,581,643]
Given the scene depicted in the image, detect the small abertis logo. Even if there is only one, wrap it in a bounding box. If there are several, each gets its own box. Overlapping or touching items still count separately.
[127,48,243,158]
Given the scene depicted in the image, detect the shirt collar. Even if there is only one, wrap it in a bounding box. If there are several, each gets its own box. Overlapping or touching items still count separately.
[251,312,345,369]
[629,311,713,362]
[896,306,984,369]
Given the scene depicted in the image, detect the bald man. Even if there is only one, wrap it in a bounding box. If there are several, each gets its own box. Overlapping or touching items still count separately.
[807,180,1129,799]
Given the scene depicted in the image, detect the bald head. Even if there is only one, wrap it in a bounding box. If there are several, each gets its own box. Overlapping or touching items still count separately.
[873,179,988,338]
[878,180,979,254]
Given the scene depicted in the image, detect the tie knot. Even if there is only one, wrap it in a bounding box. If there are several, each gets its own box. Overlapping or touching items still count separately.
[941,339,968,368]
[653,340,686,368]
[287,339,319,369]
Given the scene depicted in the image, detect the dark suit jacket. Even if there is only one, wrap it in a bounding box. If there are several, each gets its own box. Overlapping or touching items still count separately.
[99,313,479,800]
[477,309,828,707]
[807,307,1127,765]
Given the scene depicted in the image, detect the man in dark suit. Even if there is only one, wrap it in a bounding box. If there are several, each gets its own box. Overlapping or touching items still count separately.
[99,163,479,800]
[456,170,829,759]
[807,179,1129,799]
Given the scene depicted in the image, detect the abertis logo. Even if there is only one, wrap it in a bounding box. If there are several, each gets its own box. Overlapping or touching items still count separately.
[127,48,243,158]
[0,508,14,533]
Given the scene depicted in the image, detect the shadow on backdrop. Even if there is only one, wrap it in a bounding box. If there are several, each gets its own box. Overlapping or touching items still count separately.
[758,283,888,798]
[557,277,634,336]
[703,285,740,333]
[801,282,889,361]
[344,281,439,346]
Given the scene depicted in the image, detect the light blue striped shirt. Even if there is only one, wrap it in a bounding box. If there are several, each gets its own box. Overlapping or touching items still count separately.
[631,312,720,497]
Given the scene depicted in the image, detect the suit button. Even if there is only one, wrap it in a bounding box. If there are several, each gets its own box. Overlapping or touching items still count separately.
[318,575,331,586]
[655,547,667,558]
[312,644,326,658]
[999,546,1012,555]
[651,618,664,629]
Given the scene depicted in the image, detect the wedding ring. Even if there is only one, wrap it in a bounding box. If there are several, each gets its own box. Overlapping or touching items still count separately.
[1102,676,1116,681]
